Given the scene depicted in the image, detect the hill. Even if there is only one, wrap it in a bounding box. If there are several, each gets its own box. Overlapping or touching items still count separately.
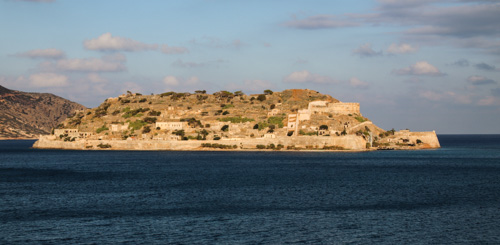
[0,85,86,139]
[33,89,440,151]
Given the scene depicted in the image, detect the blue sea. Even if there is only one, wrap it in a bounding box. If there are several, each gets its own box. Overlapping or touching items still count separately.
[1,135,500,244]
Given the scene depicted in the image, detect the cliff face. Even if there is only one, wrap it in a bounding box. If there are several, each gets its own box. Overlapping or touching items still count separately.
[32,89,440,151]
[0,85,86,139]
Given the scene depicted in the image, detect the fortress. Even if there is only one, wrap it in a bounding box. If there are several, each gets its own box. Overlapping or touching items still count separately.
[33,89,440,151]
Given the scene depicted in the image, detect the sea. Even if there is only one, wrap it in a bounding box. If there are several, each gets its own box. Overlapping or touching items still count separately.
[1,135,500,244]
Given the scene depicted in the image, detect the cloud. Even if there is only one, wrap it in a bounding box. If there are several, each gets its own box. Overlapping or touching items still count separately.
[163,76,179,86]
[283,70,337,84]
[349,77,370,89]
[474,62,497,71]
[352,43,383,57]
[386,43,418,54]
[417,89,472,104]
[189,36,243,49]
[162,76,200,88]
[87,73,107,83]
[50,57,126,72]
[84,33,157,52]
[16,48,65,59]
[492,88,500,97]
[359,1,500,55]
[393,61,445,76]
[477,96,499,106]
[285,14,359,29]
[171,59,225,68]
[29,73,68,87]
[467,75,497,85]
[450,59,470,67]
[161,44,189,54]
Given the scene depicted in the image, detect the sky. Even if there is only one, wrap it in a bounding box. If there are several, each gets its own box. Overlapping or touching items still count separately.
[1,0,499,134]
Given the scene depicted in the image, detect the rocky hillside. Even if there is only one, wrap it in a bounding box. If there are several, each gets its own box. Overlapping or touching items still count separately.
[0,85,86,139]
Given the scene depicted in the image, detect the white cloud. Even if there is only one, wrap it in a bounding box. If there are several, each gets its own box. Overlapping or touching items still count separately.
[285,14,359,29]
[393,61,445,76]
[386,43,418,54]
[477,96,499,106]
[349,77,370,89]
[161,44,189,54]
[29,73,68,87]
[186,76,200,86]
[17,48,65,59]
[467,75,496,85]
[87,73,107,83]
[352,43,383,57]
[84,33,157,52]
[283,70,337,84]
[163,76,179,86]
[54,58,126,72]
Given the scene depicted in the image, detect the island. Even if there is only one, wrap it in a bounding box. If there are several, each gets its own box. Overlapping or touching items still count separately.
[33,89,440,151]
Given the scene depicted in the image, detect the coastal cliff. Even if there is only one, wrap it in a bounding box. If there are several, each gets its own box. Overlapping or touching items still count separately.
[33,89,440,151]
[0,85,86,139]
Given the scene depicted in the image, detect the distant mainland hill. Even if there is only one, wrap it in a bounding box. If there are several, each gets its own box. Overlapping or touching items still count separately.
[33,89,440,151]
[0,85,86,139]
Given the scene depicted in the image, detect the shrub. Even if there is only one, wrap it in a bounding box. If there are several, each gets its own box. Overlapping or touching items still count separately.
[256,144,266,149]
[264,89,273,95]
[257,94,266,101]
[222,111,230,115]
[355,116,367,123]
[148,110,161,116]
[268,116,284,128]
[96,125,109,134]
[129,120,147,130]
[143,126,151,133]
[97,143,111,149]
[143,117,157,124]
[319,125,328,130]
[218,117,255,123]
[139,98,147,103]
[221,125,229,132]
[222,104,234,109]
[416,139,423,144]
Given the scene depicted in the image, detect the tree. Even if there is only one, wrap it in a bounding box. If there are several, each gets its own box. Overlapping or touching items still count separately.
[264,89,273,95]
[221,125,229,132]
[257,94,266,101]
[319,125,328,130]
[234,91,244,96]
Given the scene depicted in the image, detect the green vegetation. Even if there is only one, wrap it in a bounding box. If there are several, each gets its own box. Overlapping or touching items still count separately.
[218,116,255,123]
[267,116,284,128]
[355,116,367,123]
[180,117,202,128]
[264,89,273,95]
[257,94,266,101]
[201,143,237,149]
[172,129,185,137]
[148,110,161,116]
[97,143,112,149]
[221,125,229,132]
[416,139,423,144]
[129,120,147,130]
[122,108,149,118]
[319,125,328,130]
[96,125,109,134]
[222,104,234,109]
[323,145,345,150]
[143,117,157,124]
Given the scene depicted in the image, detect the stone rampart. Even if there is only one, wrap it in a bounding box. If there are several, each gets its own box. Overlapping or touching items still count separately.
[33,135,367,151]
